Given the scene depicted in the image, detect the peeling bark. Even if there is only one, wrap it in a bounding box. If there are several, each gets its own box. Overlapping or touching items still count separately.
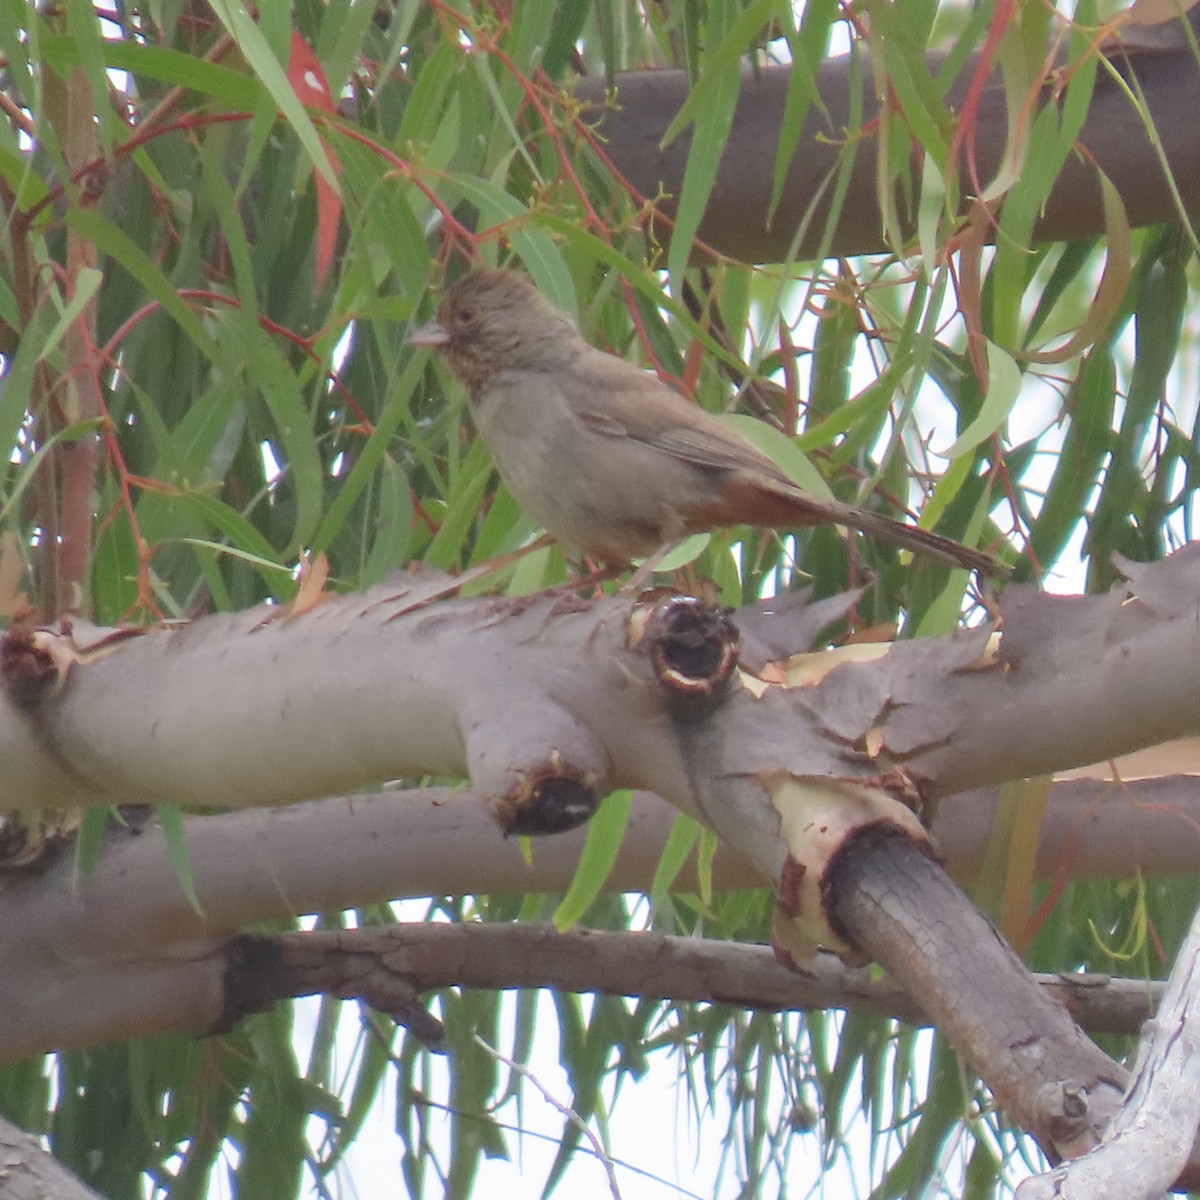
[5,554,1199,825]
[4,550,1200,1180]
[0,576,687,814]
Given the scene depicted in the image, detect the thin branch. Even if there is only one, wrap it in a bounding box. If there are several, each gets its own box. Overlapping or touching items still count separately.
[472,1035,622,1200]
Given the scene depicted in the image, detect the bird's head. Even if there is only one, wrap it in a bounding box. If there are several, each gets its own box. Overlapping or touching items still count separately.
[408,268,582,394]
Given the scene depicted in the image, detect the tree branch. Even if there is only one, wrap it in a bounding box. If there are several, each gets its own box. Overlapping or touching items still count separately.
[3,766,1197,1063]
[214,920,1164,1040]
[576,17,1200,262]
[0,1114,105,1200]
[1017,895,1200,1199]
[828,826,1129,1164]
[5,550,1200,1178]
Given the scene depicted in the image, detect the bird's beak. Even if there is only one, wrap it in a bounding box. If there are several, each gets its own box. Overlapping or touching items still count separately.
[407,319,451,348]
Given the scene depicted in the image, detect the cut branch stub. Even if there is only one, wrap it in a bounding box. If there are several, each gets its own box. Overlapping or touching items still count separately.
[772,779,932,965]
[627,593,741,716]
[462,685,612,836]
[631,594,936,961]
[0,807,81,868]
[1,621,70,709]
[486,755,604,836]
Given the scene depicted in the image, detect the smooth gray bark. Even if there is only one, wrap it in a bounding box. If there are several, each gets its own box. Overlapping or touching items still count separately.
[576,18,1200,262]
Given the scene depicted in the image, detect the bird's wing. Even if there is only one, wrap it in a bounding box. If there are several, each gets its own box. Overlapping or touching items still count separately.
[561,352,1004,574]
[567,354,791,480]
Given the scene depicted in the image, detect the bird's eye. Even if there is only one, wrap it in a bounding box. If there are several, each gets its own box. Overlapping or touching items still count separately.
[457,306,476,325]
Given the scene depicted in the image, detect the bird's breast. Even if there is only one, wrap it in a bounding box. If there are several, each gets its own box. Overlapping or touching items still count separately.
[470,370,684,560]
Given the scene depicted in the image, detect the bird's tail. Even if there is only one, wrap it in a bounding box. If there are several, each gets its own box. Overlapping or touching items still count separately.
[692,475,1005,574]
[823,498,1003,575]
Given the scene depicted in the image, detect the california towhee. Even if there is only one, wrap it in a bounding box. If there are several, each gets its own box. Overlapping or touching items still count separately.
[409,269,999,574]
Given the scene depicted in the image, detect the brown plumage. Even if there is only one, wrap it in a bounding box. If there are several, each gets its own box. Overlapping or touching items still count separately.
[409,269,1000,574]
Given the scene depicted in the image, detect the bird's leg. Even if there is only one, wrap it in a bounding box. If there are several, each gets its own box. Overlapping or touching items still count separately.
[555,561,626,598]
[621,545,674,594]
[441,534,557,597]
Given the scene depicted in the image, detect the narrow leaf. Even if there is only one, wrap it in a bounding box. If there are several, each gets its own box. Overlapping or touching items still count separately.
[553,791,633,931]
[159,804,204,915]
[208,0,340,192]
[945,341,1021,457]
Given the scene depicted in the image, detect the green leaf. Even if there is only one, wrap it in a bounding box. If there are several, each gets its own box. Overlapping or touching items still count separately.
[41,266,103,363]
[1027,345,1115,576]
[659,0,783,147]
[865,0,951,169]
[174,536,293,582]
[0,421,99,521]
[914,447,973,535]
[697,826,719,908]
[807,283,857,423]
[72,807,111,887]
[650,813,701,903]
[208,1,340,192]
[360,454,414,585]
[721,413,833,497]
[65,208,224,364]
[321,0,382,98]
[944,341,1021,458]
[553,790,633,930]
[651,532,712,572]
[507,542,558,595]
[665,57,740,290]
[422,440,494,570]
[158,804,203,915]
[0,310,53,481]
[44,35,262,109]
[542,0,593,77]
[509,231,577,319]
[767,0,835,226]
[217,315,324,552]
[0,2,35,115]
[917,152,946,277]
[329,1015,394,1165]
[798,352,911,451]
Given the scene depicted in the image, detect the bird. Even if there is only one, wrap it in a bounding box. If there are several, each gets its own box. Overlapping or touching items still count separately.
[408,268,1000,575]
